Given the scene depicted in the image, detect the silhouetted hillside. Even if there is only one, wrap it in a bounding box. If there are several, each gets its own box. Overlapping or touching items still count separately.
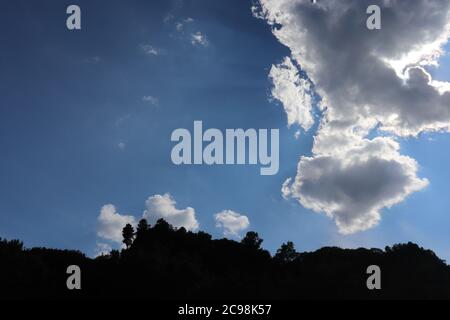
[1,219,449,300]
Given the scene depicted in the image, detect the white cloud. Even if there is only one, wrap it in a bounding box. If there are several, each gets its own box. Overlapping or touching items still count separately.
[283,135,428,234]
[269,57,314,130]
[164,14,175,24]
[117,142,126,150]
[95,242,112,257]
[143,193,199,231]
[141,44,160,56]
[95,194,200,253]
[142,95,159,106]
[257,0,450,136]
[214,210,250,238]
[115,114,131,126]
[176,17,194,32]
[191,32,209,47]
[97,204,136,243]
[256,0,449,233]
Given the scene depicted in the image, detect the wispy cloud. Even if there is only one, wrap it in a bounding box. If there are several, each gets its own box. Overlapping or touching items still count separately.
[142,95,159,106]
[191,32,209,47]
[176,17,194,32]
[141,44,160,56]
[95,242,112,257]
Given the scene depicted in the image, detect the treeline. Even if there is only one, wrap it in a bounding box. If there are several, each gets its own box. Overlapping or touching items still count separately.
[1,218,450,299]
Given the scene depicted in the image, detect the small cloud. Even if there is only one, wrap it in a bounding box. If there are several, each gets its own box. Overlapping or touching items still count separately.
[141,44,160,56]
[164,14,175,23]
[97,204,136,244]
[176,22,184,32]
[117,142,126,150]
[143,193,199,231]
[142,95,159,106]
[115,114,131,126]
[83,56,102,64]
[89,56,102,63]
[191,32,208,47]
[95,242,112,257]
[175,17,194,32]
[214,210,250,238]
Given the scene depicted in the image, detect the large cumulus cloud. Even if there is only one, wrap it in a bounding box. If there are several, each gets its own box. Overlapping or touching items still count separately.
[282,135,428,234]
[256,0,450,233]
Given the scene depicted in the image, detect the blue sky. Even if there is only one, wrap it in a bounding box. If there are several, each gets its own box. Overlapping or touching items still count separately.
[1,0,450,260]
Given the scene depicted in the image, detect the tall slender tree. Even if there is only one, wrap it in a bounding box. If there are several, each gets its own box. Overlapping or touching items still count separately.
[136,219,149,238]
[122,223,135,249]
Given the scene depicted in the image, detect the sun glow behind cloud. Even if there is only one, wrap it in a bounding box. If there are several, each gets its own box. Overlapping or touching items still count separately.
[256,0,450,234]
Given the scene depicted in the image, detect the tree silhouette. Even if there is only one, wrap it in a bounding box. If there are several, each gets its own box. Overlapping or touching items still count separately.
[136,218,149,238]
[1,222,450,299]
[122,223,135,248]
[274,241,298,264]
[241,231,263,250]
[177,226,187,234]
[154,218,173,231]
[0,238,23,253]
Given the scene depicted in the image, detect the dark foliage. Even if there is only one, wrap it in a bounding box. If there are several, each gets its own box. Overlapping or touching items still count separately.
[136,219,149,238]
[122,223,135,249]
[274,241,298,264]
[0,222,449,300]
[241,231,264,250]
